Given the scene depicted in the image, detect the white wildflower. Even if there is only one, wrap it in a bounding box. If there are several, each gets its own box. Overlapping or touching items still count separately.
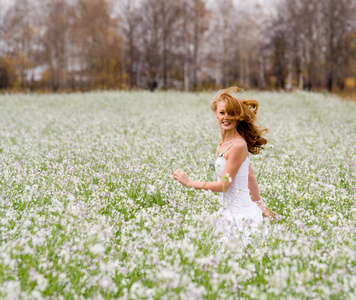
[90,243,105,256]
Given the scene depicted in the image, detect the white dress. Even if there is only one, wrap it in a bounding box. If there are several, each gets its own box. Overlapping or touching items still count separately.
[212,139,264,243]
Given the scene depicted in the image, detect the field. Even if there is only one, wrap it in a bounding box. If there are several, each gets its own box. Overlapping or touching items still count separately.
[0,90,355,299]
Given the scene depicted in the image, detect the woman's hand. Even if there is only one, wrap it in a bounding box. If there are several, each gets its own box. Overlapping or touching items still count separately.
[257,201,276,220]
[173,170,191,187]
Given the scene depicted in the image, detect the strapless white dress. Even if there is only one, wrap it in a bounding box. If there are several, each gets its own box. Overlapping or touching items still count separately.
[212,140,264,244]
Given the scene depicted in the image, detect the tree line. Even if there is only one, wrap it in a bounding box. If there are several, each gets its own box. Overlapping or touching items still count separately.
[0,0,355,92]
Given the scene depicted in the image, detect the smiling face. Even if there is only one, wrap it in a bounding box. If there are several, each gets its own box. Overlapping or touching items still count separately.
[215,101,237,131]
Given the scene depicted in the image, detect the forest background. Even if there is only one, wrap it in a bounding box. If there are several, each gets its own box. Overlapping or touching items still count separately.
[0,0,355,94]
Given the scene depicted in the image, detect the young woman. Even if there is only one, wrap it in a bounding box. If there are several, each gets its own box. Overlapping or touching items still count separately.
[173,87,275,239]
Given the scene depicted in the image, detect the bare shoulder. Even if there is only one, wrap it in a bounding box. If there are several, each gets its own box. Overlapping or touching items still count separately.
[225,140,247,160]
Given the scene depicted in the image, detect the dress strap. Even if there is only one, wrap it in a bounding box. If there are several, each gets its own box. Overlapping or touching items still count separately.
[222,139,247,155]
[216,138,249,158]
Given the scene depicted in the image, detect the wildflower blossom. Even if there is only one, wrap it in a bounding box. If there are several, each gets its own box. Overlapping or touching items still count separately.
[0,91,355,298]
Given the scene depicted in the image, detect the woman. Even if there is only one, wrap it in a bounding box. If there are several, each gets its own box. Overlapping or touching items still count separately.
[173,87,275,240]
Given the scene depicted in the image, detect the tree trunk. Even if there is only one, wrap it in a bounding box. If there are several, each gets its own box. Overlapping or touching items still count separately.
[184,61,189,91]
[192,0,199,90]
[258,55,266,88]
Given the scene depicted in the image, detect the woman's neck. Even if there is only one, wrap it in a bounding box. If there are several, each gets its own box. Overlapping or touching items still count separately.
[220,129,241,145]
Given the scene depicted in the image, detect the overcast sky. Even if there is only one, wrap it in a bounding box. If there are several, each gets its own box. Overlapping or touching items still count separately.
[0,0,11,6]
[0,0,278,10]
[0,0,278,21]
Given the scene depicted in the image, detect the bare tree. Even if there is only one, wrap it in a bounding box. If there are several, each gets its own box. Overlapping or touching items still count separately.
[71,0,122,90]
[205,0,263,89]
[117,0,140,89]
[322,0,356,91]
[42,0,70,91]
[0,2,10,88]
[138,0,162,88]
[0,0,355,91]
[190,0,208,90]
[268,0,356,91]
[2,0,40,89]
[204,0,233,88]
[173,0,208,91]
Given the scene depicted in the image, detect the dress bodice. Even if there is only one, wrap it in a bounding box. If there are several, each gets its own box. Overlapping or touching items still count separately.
[211,139,265,243]
[215,154,249,199]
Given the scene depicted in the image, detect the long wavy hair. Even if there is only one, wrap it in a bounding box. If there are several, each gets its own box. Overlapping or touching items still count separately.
[210,86,268,155]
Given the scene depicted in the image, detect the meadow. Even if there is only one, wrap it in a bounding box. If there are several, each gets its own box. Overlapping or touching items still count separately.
[0,90,355,299]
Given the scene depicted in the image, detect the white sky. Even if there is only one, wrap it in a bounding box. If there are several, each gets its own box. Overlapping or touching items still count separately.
[0,0,278,9]
[0,0,278,20]
[0,0,12,6]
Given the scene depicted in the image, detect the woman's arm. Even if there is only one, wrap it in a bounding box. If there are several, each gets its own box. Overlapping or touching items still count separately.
[174,142,247,193]
[248,164,261,201]
[173,170,231,192]
[248,164,276,219]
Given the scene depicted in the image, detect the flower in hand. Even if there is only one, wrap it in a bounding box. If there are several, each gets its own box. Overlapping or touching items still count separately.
[173,169,191,187]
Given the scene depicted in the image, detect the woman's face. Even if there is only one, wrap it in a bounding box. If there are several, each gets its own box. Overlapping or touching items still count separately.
[215,101,237,131]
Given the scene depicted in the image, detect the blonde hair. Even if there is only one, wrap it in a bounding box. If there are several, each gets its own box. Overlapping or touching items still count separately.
[211,86,268,155]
